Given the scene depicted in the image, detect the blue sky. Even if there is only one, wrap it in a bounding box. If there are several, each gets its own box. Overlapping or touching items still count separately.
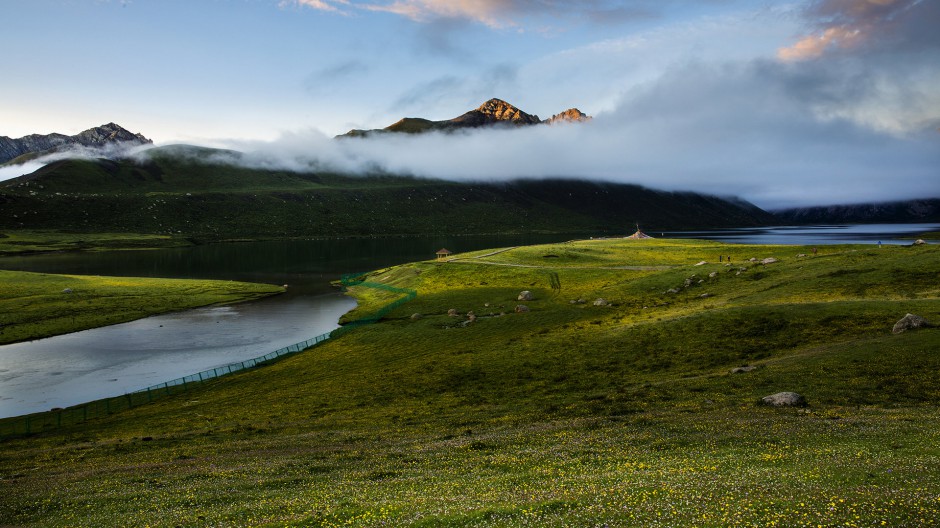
[2,0,938,208]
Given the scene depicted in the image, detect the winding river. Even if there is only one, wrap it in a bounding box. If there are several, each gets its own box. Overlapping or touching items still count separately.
[0,225,935,418]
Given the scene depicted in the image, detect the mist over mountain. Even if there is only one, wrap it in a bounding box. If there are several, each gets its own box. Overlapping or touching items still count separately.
[0,148,774,241]
[774,199,940,225]
[340,98,589,138]
[0,123,152,165]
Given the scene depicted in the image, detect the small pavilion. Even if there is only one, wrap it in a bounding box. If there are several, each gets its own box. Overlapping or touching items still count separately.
[436,248,453,260]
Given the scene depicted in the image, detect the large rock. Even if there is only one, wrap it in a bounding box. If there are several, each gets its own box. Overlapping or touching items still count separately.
[515,305,530,313]
[892,313,931,334]
[517,291,534,301]
[761,392,807,407]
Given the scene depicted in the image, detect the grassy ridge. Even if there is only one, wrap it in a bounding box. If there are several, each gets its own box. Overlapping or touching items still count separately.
[0,240,938,526]
[0,270,284,345]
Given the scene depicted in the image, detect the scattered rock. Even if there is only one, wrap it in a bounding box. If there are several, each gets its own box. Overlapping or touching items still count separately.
[410,313,423,321]
[761,392,807,407]
[709,272,718,278]
[666,288,680,294]
[892,313,931,334]
[467,313,477,323]
[569,298,586,304]
[699,293,712,298]
[797,253,807,258]
[62,288,73,294]
[518,290,534,301]
[695,261,707,266]
[760,257,779,265]
[731,365,757,374]
[593,298,608,306]
[515,305,530,313]
[447,308,459,317]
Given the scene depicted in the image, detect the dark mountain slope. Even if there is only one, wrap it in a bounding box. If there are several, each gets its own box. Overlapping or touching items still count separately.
[0,150,774,241]
[774,199,940,224]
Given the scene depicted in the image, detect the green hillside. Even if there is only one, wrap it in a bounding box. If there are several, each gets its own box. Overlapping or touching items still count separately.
[1,239,938,526]
[0,147,774,244]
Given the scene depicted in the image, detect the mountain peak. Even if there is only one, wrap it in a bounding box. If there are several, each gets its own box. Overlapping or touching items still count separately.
[546,108,592,125]
[338,99,589,138]
[0,123,152,164]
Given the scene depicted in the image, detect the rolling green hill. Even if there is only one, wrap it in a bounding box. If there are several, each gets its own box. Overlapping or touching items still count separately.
[0,146,774,244]
[1,239,938,526]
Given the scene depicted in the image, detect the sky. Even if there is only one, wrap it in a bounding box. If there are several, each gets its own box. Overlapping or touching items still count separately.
[1,0,938,209]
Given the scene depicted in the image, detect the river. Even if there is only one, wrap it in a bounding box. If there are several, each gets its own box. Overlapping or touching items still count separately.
[1,225,936,418]
[0,233,579,417]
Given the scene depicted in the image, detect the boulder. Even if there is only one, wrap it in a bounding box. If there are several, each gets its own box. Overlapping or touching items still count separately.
[447,308,459,317]
[62,288,73,294]
[761,392,807,407]
[593,298,608,306]
[515,305,530,313]
[695,261,707,266]
[760,257,779,265]
[892,313,931,334]
[708,272,718,278]
[518,290,534,301]
[730,365,757,374]
[410,313,423,321]
[913,239,926,246]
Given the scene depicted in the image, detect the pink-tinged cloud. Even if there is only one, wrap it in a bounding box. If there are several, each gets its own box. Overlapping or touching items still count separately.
[778,0,921,61]
[778,26,864,61]
[362,0,522,28]
[282,0,349,14]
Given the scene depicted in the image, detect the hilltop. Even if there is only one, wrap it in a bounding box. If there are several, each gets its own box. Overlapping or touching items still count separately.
[0,145,774,244]
[0,123,152,165]
[340,98,590,137]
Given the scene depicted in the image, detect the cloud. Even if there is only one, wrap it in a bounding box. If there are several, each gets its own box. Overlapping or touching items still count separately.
[286,0,669,29]
[280,0,351,14]
[778,0,935,61]
[213,55,939,210]
[0,142,155,183]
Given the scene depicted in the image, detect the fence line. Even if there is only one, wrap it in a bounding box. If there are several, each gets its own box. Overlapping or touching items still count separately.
[0,272,416,439]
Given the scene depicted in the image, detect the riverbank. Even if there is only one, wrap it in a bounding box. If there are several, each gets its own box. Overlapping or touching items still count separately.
[0,270,284,345]
[2,238,938,526]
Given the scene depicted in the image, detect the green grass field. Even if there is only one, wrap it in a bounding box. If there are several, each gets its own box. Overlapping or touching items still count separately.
[0,270,284,345]
[1,239,938,527]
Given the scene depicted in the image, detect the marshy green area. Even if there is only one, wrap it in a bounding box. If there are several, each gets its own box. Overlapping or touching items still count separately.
[0,230,191,255]
[0,270,283,345]
[1,238,939,527]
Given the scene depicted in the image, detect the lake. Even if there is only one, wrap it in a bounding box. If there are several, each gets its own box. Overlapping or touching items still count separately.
[0,225,936,418]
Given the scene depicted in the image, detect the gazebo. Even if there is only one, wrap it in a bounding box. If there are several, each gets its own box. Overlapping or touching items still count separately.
[436,248,453,260]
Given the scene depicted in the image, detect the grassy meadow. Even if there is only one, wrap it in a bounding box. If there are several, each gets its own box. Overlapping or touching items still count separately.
[1,238,939,526]
[0,270,283,345]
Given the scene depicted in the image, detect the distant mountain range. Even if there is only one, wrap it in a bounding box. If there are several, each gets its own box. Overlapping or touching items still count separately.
[340,98,590,138]
[774,199,940,224]
[0,123,152,165]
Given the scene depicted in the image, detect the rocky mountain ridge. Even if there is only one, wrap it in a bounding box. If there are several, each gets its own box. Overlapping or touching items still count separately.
[0,123,152,165]
[341,98,590,137]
